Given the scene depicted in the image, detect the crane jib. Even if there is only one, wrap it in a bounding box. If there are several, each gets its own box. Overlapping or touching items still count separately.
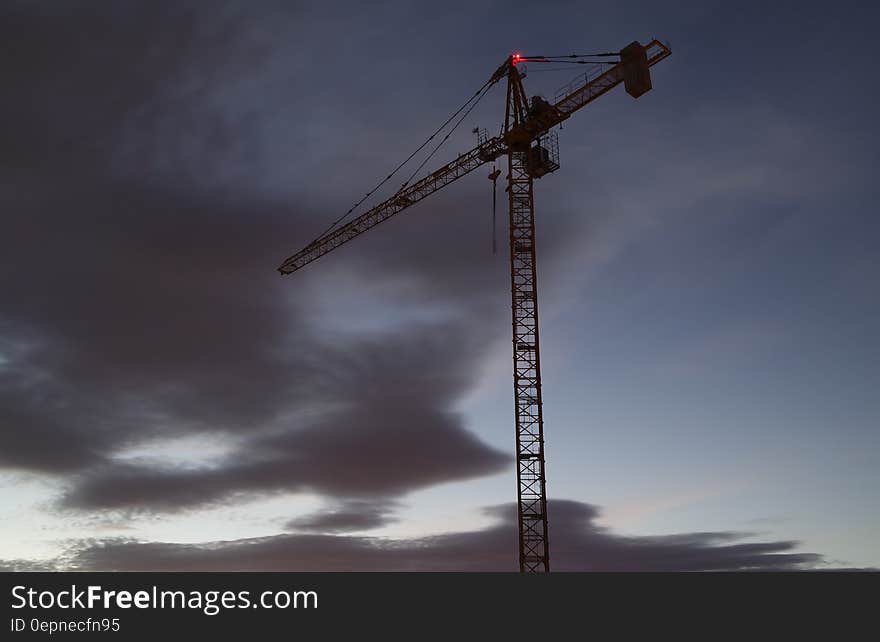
[278,40,671,276]
[278,136,507,274]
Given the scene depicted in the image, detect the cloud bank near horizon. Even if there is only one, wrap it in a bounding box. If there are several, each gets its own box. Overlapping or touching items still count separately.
[0,500,829,572]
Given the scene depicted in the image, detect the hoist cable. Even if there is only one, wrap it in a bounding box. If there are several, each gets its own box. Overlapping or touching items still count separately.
[310,76,498,243]
[520,52,618,59]
[492,170,498,255]
[396,81,494,193]
[523,59,618,65]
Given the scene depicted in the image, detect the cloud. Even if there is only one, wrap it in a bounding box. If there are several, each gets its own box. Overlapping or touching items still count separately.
[21,500,827,571]
[0,1,521,516]
[287,499,399,533]
[59,321,509,513]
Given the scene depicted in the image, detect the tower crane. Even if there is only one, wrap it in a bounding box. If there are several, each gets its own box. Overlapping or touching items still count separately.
[278,39,672,572]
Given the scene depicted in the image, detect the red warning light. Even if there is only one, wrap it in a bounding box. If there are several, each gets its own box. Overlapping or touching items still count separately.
[512,53,521,65]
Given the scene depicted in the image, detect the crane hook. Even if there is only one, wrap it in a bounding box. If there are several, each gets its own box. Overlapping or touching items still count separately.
[488,167,501,255]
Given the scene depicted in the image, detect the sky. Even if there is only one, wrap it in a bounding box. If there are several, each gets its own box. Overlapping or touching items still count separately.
[0,0,877,571]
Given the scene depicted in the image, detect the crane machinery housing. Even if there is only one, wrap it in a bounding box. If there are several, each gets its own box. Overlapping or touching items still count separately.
[278,39,672,572]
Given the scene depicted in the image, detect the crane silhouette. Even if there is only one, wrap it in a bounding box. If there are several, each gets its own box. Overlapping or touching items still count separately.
[278,40,672,572]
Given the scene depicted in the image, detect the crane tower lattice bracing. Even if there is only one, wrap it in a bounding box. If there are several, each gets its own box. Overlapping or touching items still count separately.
[507,147,550,572]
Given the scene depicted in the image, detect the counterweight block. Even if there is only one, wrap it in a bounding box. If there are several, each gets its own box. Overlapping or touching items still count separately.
[621,41,652,98]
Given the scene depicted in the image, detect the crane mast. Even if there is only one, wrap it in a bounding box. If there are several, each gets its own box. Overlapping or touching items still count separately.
[504,62,551,571]
[278,39,671,572]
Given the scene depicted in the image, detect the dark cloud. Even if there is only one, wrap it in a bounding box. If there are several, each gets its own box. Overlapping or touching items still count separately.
[0,559,60,573]
[287,499,399,533]
[27,500,827,571]
[59,321,509,512]
[0,1,517,515]
[1,1,282,179]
